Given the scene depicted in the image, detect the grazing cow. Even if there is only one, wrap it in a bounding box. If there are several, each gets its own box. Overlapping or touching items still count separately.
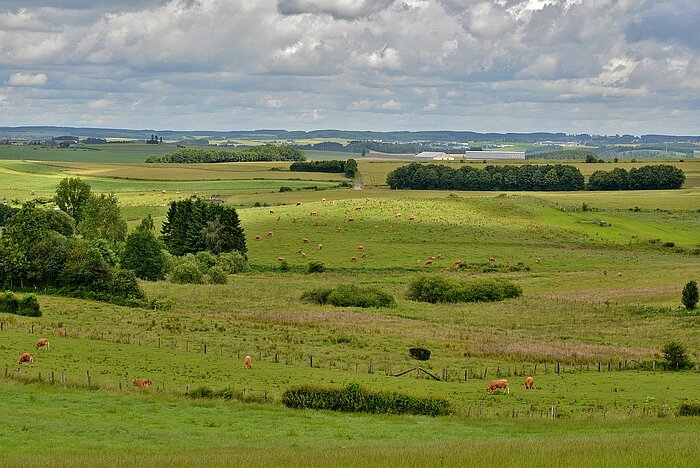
[347,218,355,222]
[395,213,402,218]
[445,267,451,272]
[617,271,623,278]
[365,197,370,202]
[603,270,607,276]
[267,231,274,237]
[18,353,33,367]
[536,257,541,263]
[277,256,285,262]
[437,254,444,260]
[133,379,152,388]
[58,329,66,338]
[255,235,261,240]
[300,252,307,258]
[361,253,368,258]
[244,355,253,369]
[525,376,534,390]
[318,243,323,250]
[336,227,342,232]
[351,256,357,262]
[35,338,50,350]
[269,209,275,214]
[357,245,364,250]
[310,211,319,216]
[486,379,509,394]
[296,202,302,206]
[488,257,496,263]
[454,260,462,266]
[302,238,310,244]
[425,260,433,265]
[321,198,326,202]
[408,216,415,221]
[354,206,363,211]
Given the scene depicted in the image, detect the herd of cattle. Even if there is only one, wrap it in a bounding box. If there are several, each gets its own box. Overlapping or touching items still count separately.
[18,335,528,395]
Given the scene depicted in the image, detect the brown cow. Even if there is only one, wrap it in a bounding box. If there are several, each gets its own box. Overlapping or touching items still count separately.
[267,231,274,237]
[617,271,623,278]
[524,376,534,390]
[133,379,152,388]
[300,252,307,257]
[488,257,496,263]
[269,209,275,214]
[486,379,509,394]
[536,257,541,264]
[18,353,33,367]
[347,217,355,222]
[351,256,357,262]
[244,355,253,369]
[425,259,433,265]
[310,211,319,216]
[318,243,323,250]
[302,238,310,244]
[603,270,607,276]
[277,256,285,262]
[453,259,463,266]
[357,245,364,250]
[354,206,363,211]
[58,329,66,338]
[361,253,368,258]
[255,235,261,240]
[408,216,415,221]
[35,338,50,350]
[321,198,327,202]
[395,213,402,218]
[296,202,302,206]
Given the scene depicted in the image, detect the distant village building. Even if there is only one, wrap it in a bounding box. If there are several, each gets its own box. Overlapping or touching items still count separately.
[50,136,79,147]
[414,151,450,160]
[462,151,525,160]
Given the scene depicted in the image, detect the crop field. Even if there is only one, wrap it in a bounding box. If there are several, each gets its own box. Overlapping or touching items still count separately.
[1,149,699,465]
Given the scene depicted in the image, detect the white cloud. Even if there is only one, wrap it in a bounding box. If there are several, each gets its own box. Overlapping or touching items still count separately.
[87,98,112,109]
[6,72,48,86]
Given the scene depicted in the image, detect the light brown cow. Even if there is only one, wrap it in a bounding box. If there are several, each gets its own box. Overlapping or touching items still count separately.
[58,329,66,337]
[425,260,433,265]
[35,338,50,350]
[357,245,364,250]
[300,252,307,258]
[133,378,152,388]
[244,355,253,369]
[321,198,327,202]
[269,209,275,214]
[267,231,274,237]
[536,257,541,264]
[351,256,357,262]
[18,353,34,367]
[486,379,509,394]
[310,211,319,216]
[354,205,363,211]
[617,271,623,278]
[395,213,402,218]
[361,253,368,258]
[296,202,302,206]
[302,238,310,244]
[408,216,415,221]
[318,243,323,250]
[255,235,261,240]
[454,259,463,266]
[488,257,496,263]
[347,217,355,222]
[524,376,534,390]
[277,256,285,262]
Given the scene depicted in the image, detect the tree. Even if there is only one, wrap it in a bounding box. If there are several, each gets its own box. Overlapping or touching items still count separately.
[78,193,127,245]
[662,341,693,370]
[121,217,167,281]
[682,280,699,310]
[55,178,92,223]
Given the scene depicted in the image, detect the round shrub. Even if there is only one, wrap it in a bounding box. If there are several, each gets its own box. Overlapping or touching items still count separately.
[409,347,431,361]
[207,266,228,284]
[217,251,248,274]
[195,251,217,271]
[407,276,522,303]
[327,285,396,308]
[170,261,204,284]
[111,269,145,299]
[301,288,333,304]
[307,261,325,273]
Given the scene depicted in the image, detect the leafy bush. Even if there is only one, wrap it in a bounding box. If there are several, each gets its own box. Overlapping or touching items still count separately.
[678,402,700,416]
[302,284,395,308]
[306,261,325,273]
[111,269,145,299]
[278,260,290,272]
[282,383,450,416]
[279,186,293,192]
[407,276,522,303]
[662,341,693,370]
[207,266,228,284]
[195,251,217,271]
[0,292,40,317]
[216,251,248,274]
[409,347,431,361]
[682,280,699,310]
[170,261,204,284]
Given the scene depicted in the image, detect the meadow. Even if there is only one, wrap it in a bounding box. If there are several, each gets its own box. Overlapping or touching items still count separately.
[1,146,699,465]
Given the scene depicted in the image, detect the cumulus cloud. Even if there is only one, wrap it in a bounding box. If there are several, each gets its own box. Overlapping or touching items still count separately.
[7,72,48,86]
[0,0,698,134]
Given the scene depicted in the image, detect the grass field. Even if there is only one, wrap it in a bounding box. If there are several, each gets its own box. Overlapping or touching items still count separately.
[1,148,699,465]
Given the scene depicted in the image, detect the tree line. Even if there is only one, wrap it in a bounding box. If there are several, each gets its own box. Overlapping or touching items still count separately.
[145,146,304,163]
[588,165,685,190]
[0,178,247,306]
[386,163,585,191]
[386,163,685,191]
[289,159,358,178]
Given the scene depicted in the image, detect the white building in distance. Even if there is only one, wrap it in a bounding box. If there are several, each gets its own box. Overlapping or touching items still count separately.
[463,151,525,160]
[415,151,450,160]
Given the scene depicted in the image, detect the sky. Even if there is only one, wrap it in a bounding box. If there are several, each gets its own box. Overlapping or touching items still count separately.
[1,0,699,135]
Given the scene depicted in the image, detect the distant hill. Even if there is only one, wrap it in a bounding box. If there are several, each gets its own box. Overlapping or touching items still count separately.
[1,126,699,145]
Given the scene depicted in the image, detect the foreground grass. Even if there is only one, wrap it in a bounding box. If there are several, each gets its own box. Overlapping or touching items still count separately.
[1,380,699,467]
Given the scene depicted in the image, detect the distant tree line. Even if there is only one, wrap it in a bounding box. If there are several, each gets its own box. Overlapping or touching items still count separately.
[145,146,304,163]
[161,199,247,257]
[289,159,358,178]
[588,165,685,190]
[386,163,585,191]
[525,149,598,160]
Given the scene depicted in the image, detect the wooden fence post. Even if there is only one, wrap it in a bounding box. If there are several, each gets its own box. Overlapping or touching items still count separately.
[204,343,207,354]
[50,370,54,384]
[309,356,313,367]
[61,370,66,385]
[86,370,91,386]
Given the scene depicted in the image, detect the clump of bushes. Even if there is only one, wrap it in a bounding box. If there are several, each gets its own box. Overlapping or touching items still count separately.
[458,262,530,273]
[207,266,228,284]
[301,284,396,308]
[407,276,522,303]
[186,386,266,403]
[170,260,204,284]
[678,402,700,416]
[306,261,325,273]
[0,292,41,317]
[409,347,431,361]
[662,341,694,370]
[216,251,248,274]
[282,382,450,416]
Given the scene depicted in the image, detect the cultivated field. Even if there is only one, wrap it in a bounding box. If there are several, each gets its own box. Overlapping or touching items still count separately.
[1,146,699,466]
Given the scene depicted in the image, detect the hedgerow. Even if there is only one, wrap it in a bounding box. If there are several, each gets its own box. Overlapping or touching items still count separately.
[301,284,396,308]
[407,276,522,303]
[282,383,451,416]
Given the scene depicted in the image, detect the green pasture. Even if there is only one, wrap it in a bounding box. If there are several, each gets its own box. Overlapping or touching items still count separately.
[2,382,698,467]
[0,143,175,163]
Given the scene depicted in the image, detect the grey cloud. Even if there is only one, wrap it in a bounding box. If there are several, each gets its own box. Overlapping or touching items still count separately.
[626,0,700,49]
[277,0,394,19]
